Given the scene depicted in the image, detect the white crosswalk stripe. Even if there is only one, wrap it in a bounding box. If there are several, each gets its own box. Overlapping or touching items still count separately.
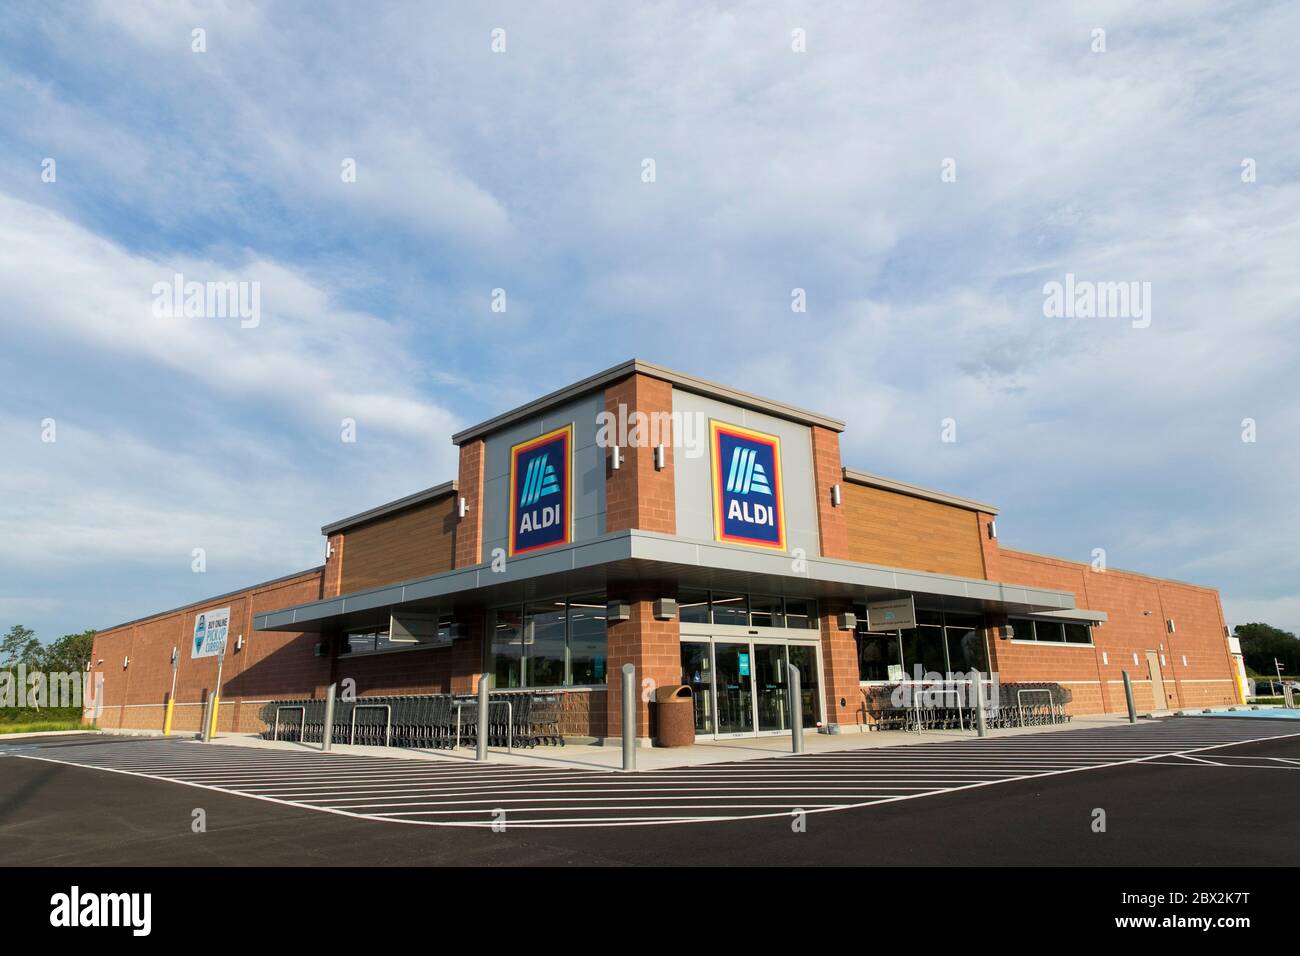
[17,719,1298,828]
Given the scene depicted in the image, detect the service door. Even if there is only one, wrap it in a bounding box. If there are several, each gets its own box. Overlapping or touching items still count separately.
[1145,651,1167,710]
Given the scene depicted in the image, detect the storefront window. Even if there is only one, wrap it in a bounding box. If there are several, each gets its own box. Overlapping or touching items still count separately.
[1064,622,1092,645]
[489,596,608,688]
[567,595,608,685]
[1009,617,1092,646]
[783,598,817,630]
[855,607,991,680]
[748,594,784,628]
[678,590,710,625]
[710,593,748,627]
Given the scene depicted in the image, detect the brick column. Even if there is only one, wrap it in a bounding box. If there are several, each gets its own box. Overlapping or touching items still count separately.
[810,426,849,559]
[976,512,1000,580]
[450,609,487,695]
[322,532,345,597]
[605,585,680,742]
[818,599,861,729]
[454,438,486,568]
[603,374,676,534]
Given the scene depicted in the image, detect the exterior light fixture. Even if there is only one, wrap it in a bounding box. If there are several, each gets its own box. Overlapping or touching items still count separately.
[606,600,631,622]
[610,446,623,470]
[1166,618,1176,634]
[458,496,468,518]
[987,520,998,540]
[1101,651,1109,665]
[653,598,677,620]
[837,611,856,630]
[831,484,842,507]
[235,634,245,652]
[122,656,130,669]
[654,444,666,470]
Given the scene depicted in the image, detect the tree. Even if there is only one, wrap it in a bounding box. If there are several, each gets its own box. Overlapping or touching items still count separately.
[1,624,41,667]
[1235,622,1300,676]
[40,629,97,673]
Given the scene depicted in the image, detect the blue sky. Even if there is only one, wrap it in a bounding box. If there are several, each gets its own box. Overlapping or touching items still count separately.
[2,1,1298,643]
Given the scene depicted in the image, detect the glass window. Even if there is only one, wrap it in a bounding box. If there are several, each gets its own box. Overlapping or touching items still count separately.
[678,590,710,625]
[856,629,903,682]
[347,630,381,654]
[567,596,608,685]
[903,625,947,678]
[490,607,524,688]
[749,595,785,628]
[1009,618,1034,641]
[1035,620,1066,643]
[1064,622,1092,645]
[525,601,568,687]
[710,593,748,627]
[945,624,987,674]
[783,598,817,630]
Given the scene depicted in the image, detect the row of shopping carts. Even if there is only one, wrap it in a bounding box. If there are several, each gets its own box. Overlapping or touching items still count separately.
[256,692,565,749]
[862,681,1072,732]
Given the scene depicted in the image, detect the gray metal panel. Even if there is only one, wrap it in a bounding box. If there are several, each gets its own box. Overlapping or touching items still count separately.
[672,389,821,559]
[480,392,605,559]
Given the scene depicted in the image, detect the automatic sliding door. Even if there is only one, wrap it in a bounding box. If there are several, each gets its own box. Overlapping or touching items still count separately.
[754,643,791,732]
[680,641,715,735]
[713,642,754,735]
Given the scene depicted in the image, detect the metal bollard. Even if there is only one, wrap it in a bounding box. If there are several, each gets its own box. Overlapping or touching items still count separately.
[786,662,804,753]
[975,677,988,738]
[322,682,337,752]
[1122,670,1137,724]
[622,662,636,772]
[477,673,491,761]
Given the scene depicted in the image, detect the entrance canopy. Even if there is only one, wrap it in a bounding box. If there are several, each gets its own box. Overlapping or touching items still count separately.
[254,529,1077,635]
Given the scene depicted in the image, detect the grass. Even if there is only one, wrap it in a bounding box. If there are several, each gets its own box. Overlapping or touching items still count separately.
[0,721,89,735]
[0,707,89,735]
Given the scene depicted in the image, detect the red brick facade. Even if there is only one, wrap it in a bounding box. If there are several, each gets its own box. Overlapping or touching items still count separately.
[603,373,676,535]
[86,364,1240,741]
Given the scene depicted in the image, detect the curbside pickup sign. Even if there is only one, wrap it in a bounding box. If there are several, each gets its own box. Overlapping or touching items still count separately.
[191,606,230,659]
[508,423,573,556]
[710,420,786,551]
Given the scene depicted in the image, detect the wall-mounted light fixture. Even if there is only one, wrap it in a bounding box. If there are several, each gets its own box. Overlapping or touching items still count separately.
[606,600,631,622]
[610,446,623,470]
[654,444,666,470]
[458,496,468,519]
[830,483,842,507]
[235,634,245,652]
[1166,618,1176,634]
[122,656,130,669]
[1101,651,1109,665]
[987,520,998,540]
[325,540,335,560]
[837,611,856,630]
[653,598,677,620]
[1132,652,1140,666]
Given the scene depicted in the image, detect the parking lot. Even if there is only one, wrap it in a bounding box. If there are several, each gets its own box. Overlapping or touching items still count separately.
[3,717,1297,865]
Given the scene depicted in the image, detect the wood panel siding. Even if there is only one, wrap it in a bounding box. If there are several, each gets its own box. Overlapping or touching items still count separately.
[842,481,986,578]
[339,495,458,594]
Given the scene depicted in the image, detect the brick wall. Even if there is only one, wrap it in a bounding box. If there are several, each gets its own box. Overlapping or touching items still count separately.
[993,549,1239,713]
[454,439,486,567]
[603,373,676,534]
[605,585,680,739]
[811,428,849,559]
[88,568,329,733]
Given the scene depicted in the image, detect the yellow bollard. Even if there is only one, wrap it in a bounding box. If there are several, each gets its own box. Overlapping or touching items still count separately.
[207,695,220,739]
[163,697,175,736]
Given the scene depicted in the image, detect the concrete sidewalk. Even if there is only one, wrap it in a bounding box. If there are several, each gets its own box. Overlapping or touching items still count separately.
[195,713,1144,772]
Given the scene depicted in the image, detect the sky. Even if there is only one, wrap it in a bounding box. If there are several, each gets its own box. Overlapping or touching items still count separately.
[1,1,1298,644]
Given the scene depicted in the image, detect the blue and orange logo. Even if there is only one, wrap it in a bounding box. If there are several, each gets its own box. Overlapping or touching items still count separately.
[508,424,573,556]
[710,420,786,550]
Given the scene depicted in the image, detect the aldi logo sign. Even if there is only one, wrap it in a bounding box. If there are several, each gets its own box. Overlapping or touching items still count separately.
[192,606,230,659]
[710,420,786,551]
[508,424,573,556]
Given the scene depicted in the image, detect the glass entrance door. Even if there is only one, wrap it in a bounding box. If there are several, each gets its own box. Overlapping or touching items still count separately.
[681,638,824,738]
[713,642,754,735]
[754,643,792,732]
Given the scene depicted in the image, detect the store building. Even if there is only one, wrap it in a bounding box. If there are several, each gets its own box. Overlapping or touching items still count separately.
[87,359,1241,741]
